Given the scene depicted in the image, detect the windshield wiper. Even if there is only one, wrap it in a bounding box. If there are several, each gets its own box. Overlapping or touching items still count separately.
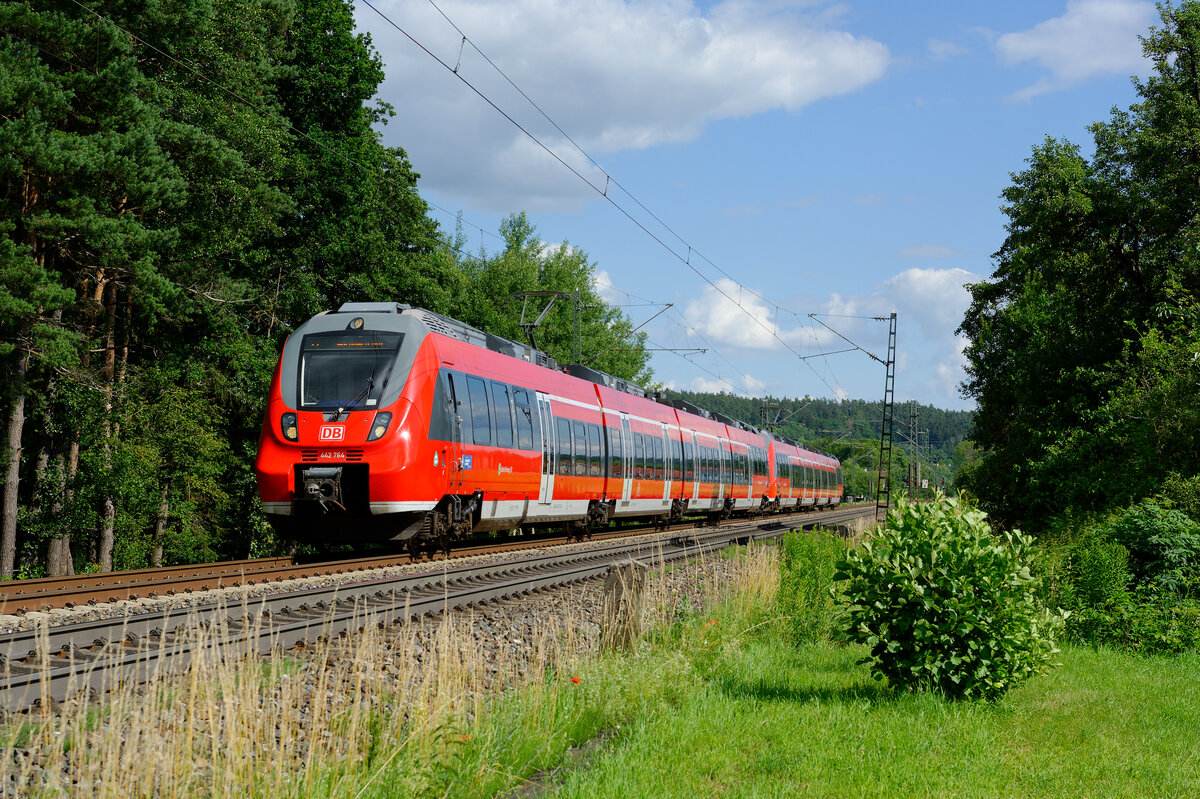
[332,376,372,422]
[332,354,381,422]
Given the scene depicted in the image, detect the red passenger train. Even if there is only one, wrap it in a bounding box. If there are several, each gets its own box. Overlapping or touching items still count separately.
[256,303,843,553]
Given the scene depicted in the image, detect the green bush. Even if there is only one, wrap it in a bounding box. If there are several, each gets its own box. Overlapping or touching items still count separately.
[834,496,1062,701]
[1098,501,1200,595]
[1159,472,1200,526]
[1063,535,1133,610]
[1054,535,1133,646]
[775,528,845,644]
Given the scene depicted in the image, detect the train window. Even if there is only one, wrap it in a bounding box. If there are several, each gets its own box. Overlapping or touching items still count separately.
[673,439,682,482]
[588,425,602,476]
[633,434,644,479]
[557,418,572,476]
[573,422,587,476]
[512,388,534,450]
[653,436,663,480]
[445,372,468,444]
[466,376,491,446]
[297,330,402,411]
[683,441,692,482]
[609,426,623,478]
[490,382,514,448]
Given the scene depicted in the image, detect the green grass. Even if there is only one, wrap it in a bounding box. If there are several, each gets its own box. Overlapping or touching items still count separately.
[544,641,1200,798]
[6,544,1197,798]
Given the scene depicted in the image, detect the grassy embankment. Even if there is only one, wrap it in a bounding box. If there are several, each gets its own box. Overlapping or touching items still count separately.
[2,542,1198,797]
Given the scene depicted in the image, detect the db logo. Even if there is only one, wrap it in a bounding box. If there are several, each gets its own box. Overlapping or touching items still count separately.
[319,426,346,442]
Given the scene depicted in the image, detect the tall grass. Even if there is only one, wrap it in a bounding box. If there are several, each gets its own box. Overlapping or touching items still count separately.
[0,545,767,797]
[773,528,845,645]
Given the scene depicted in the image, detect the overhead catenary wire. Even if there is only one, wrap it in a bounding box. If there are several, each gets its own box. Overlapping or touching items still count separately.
[420,0,812,321]
[592,274,846,400]
[358,0,848,381]
[56,0,858,399]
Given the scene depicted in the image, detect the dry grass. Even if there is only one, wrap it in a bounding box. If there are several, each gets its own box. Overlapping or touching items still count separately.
[0,544,769,797]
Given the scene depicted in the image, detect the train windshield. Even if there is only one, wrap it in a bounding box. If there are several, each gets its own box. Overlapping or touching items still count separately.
[298,331,403,411]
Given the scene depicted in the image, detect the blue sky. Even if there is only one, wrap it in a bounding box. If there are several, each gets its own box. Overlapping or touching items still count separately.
[355,0,1158,410]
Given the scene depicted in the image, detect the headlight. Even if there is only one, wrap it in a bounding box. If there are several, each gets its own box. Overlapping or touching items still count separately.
[367,411,393,441]
[281,412,299,442]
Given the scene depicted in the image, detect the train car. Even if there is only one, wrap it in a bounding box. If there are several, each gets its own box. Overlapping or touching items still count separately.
[256,302,843,552]
[765,434,844,511]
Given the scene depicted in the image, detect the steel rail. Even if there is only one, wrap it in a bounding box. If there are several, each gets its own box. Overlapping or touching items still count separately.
[0,505,860,614]
[0,506,872,711]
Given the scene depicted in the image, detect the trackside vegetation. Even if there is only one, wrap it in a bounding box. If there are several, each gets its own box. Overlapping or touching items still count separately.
[958,3,1200,533]
[0,0,652,579]
[835,497,1062,701]
[4,536,1198,797]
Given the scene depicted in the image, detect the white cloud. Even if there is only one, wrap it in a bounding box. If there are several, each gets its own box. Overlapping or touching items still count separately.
[995,0,1155,101]
[592,268,623,305]
[652,268,981,405]
[930,335,971,398]
[359,0,889,210]
[681,278,836,352]
[811,267,979,403]
[879,267,977,340]
[686,376,739,394]
[927,38,967,60]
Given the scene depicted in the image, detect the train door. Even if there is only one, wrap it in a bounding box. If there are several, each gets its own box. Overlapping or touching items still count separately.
[441,370,464,493]
[536,393,555,505]
[717,441,726,501]
[661,424,672,503]
[620,415,633,501]
[690,432,700,502]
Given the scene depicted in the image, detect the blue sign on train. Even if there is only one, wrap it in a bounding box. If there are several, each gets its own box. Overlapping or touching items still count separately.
[461,454,473,469]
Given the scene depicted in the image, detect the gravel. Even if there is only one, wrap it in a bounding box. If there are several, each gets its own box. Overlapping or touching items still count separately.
[1,541,756,797]
[0,530,704,635]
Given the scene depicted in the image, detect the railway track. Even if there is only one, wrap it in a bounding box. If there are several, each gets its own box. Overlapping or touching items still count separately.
[0,505,873,712]
[0,505,870,615]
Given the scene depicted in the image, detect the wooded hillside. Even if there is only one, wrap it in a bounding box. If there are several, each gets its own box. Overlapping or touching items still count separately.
[959,3,1200,529]
[0,0,648,577]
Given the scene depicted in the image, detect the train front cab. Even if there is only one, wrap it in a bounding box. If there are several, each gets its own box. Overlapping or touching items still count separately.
[256,303,446,544]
